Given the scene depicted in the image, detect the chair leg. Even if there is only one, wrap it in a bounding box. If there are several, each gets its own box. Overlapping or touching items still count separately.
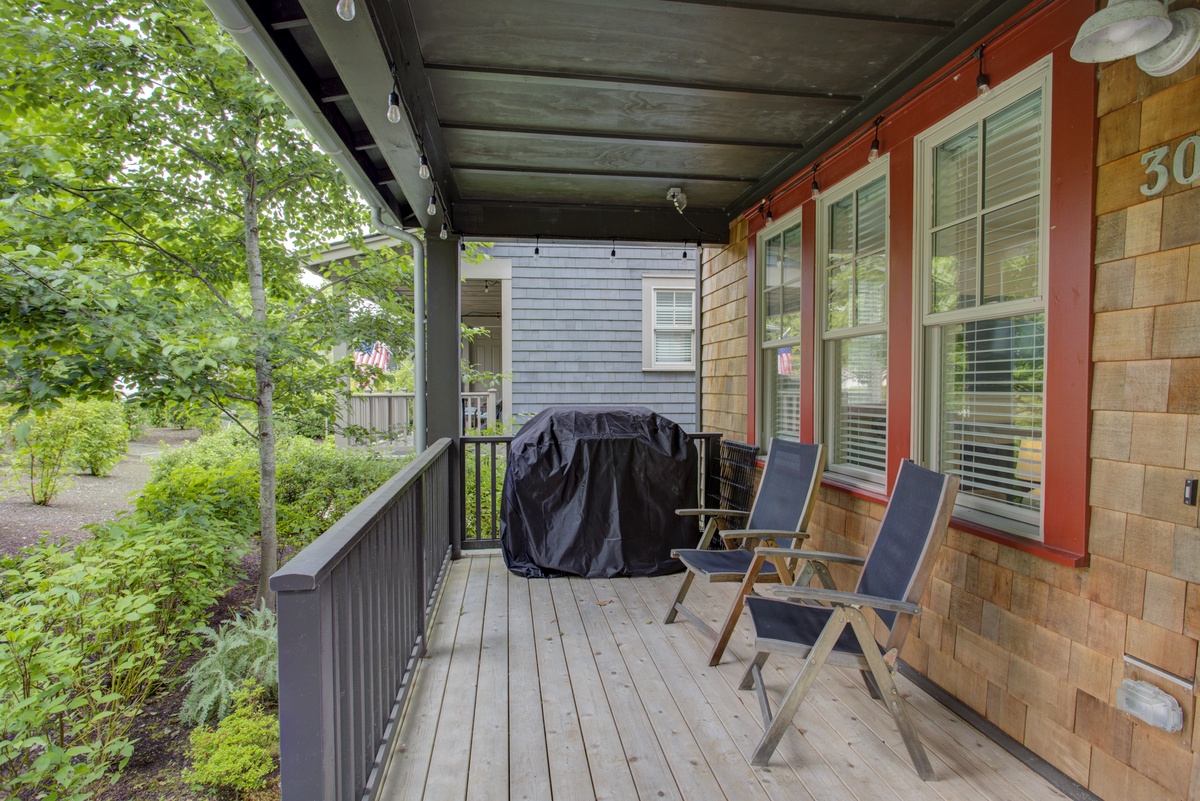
[847,610,935,781]
[750,606,850,767]
[861,669,883,700]
[738,651,770,691]
[708,554,767,666]
[663,570,696,624]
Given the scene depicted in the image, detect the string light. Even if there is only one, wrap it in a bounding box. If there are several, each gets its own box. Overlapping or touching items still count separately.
[387,91,402,124]
[810,164,821,201]
[868,117,883,163]
[610,240,617,263]
[975,45,991,98]
[426,195,437,216]
[459,240,466,253]
[439,222,448,240]
[765,198,774,224]
[335,0,355,21]
[418,155,430,180]
[534,236,540,259]
[681,246,689,263]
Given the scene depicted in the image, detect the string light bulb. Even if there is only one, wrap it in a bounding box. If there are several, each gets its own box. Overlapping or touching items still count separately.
[335,0,355,21]
[610,240,617,263]
[439,222,448,240]
[765,200,774,224]
[975,46,991,98]
[534,236,540,259]
[387,91,402,124]
[459,240,466,253]
[868,117,882,163]
[426,195,437,216]
[418,155,430,180]
[681,247,689,263]
[811,165,821,201]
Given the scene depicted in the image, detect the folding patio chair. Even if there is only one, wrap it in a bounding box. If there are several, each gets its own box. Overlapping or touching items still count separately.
[737,459,958,779]
[664,439,828,667]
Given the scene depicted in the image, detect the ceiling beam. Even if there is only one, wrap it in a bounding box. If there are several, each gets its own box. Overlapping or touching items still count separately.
[453,201,732,244]
[658,0,956,29]
[319,78,349,103]
[725,0,1045,214]
[440,122,803,151]
[423,63,861,104]
[452,163,758,184]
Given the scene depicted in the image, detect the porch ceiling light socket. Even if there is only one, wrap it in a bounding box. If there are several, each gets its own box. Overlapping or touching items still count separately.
[1071,0,1200,76]
[667,187,687,212]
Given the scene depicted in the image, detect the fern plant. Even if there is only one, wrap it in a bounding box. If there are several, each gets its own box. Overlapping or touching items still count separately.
[181,606,279,727]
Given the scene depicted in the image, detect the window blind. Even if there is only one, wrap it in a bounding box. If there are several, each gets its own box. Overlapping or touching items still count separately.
[832,334,888,473]
[653,289,694,365]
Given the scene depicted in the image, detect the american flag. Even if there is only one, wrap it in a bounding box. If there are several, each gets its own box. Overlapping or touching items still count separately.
[777,346,793,376]
[354,342,391,370]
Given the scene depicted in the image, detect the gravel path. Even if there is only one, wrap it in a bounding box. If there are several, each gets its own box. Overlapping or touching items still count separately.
[0,427,201,555]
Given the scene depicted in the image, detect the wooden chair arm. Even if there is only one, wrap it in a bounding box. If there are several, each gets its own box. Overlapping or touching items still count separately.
[722,529,810,544]
[753,547,864,565]
[675,507,751,518]
[770,585,922,616]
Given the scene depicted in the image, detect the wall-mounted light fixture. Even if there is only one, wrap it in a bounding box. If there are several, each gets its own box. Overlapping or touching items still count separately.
[1071,0,1200,77]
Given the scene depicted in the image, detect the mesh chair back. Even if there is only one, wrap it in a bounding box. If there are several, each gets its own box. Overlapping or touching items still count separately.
[715,440,760,533]
[745,439,823,549]
[857,460,958,636]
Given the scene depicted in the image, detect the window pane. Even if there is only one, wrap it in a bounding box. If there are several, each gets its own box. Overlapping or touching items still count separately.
[826,263,851,330]
[938,313,1044,520]
[934,127,978,227]
[764,234,781,288]
[855,253,886,326]
[828,195,855,265]
[782,223,803,287]
[932,220,978,312]
[655,289,693,326]
[857,177,887,255]
[983,90,1042,209]
[982,196,1039,303]
[767,345,801,443]
[655,330,692,364]
[832,333,887,475]
[764,287,784,341]
[781,284,803,340]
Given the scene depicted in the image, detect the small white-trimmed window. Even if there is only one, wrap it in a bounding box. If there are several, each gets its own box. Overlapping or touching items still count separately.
[916,58,1049,539]
[642,275,696,370]
[759,216,803,444]
[818,163,889,486]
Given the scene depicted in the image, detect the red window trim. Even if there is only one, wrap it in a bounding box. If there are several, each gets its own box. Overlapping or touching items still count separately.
[743,0,1095,566]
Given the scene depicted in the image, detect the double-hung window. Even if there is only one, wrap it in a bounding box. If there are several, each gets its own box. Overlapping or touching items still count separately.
[642,275,696,370]
[818,166,888,484]
[760,218,803,443]
[917,61,1048,538]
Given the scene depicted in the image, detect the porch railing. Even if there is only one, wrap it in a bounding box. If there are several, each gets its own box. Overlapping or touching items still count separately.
[270,439,452,801]
[461,431,722,550]
[343,391,499,447]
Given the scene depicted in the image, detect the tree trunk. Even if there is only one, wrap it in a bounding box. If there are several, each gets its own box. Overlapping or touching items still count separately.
[244,177,278,610]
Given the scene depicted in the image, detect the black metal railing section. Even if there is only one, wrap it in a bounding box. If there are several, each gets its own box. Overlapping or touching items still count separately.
[461,432,722,550]
[270,439,452,801]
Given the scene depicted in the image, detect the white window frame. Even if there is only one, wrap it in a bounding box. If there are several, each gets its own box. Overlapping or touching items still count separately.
[756,209,805,447]
[641,274,696,371]
[913,56,1051,539]
[816,159,890,488]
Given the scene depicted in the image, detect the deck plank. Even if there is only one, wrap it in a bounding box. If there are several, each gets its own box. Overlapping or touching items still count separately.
[380,556,1078,801]
[529,578,595,800]
[506,568,552,801]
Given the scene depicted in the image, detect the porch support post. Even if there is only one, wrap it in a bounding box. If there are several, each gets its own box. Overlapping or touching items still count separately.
[425,232,463,557]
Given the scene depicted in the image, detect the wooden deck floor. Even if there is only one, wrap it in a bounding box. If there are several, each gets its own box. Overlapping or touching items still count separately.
[380,554,1071,801]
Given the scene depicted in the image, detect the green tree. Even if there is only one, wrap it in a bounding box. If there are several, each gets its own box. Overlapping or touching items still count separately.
[0,0,414,606]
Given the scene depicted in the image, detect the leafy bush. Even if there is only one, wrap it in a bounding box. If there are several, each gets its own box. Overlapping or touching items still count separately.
[68,398,130,476]
[181,606,279,727]
[4,405,78,504]
[140,429,402,557]
[185,683,279,796]
[0,514,247,798]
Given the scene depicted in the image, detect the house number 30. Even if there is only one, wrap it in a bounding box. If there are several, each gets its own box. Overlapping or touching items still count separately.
[1140,135,1200,196]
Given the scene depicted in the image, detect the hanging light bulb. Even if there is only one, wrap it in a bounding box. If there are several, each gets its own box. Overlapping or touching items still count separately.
[335,0,355,21]
[426,195,437,216]
[681,248,689,263]
[439,222,448,240]
[534,236,540,259]
[387,91,402,124]
[418,155,430,180]
[975,46,991,98]
[765,201,774,224]
[810,177,820,200]
[610,241,617,263]
[459,240,466,253]
[868,117,882,163]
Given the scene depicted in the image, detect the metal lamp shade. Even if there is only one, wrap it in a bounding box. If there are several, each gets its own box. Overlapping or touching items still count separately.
[1070,0,1172,63]
[1137,8,1200,76]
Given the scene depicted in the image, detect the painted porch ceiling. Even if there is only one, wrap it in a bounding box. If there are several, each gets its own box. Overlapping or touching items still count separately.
[244,0,1034,244]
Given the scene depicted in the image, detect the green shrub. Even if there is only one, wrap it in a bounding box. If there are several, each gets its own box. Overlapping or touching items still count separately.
[185,683,279,796]
[68,399,130,476]
[463,443,506,541]
[4,406,78,504]
[0,515,248,798]
[181,606,279,727]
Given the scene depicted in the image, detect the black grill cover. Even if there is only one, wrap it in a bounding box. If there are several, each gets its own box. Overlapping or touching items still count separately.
[501,406,698,579]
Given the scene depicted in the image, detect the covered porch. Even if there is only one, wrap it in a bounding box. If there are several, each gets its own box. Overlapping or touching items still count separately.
[381,553,1071,801]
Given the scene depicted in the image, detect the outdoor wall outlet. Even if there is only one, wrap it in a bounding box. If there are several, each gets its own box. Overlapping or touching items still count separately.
[1185,478,1198,506]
